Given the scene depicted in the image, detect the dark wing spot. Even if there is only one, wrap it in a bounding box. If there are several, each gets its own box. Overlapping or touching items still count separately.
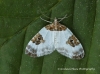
[26,49,37,57]
[72,53,84,59]
[27,45,31,49]
[67,35,80,47]
[31,33,45,45]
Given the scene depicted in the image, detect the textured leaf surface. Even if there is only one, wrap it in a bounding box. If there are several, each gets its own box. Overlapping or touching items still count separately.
[0,0,100,74]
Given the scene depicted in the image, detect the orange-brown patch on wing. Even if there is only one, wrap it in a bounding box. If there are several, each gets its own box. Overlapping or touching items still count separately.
[66,35,80,47]
[45,22,67,31]
[31,33,45,45]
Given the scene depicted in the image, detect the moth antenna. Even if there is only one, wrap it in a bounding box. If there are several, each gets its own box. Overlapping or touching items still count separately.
[41,13,54,20]
[40,17,52,23]
[58,14,72,22]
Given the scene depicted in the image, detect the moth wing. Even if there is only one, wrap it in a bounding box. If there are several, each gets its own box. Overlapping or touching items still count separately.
[56,28,84,59]
[25,27,55,57]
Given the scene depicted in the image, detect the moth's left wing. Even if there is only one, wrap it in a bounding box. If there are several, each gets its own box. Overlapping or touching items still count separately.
[56,28,84,59]
[25,27,55,57]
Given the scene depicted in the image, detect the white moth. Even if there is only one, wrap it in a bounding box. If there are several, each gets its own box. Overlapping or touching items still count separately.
[25,17,84,59]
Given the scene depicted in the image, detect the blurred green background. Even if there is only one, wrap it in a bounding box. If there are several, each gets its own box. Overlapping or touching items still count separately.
[0,0,100,74]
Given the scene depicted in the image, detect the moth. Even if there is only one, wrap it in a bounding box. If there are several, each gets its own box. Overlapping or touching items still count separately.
[25,16,84,59]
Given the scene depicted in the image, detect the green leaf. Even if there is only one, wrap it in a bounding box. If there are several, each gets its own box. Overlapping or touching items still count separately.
[0,0,100,74]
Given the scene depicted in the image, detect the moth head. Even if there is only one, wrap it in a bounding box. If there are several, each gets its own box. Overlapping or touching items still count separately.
[54,17,58,25]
